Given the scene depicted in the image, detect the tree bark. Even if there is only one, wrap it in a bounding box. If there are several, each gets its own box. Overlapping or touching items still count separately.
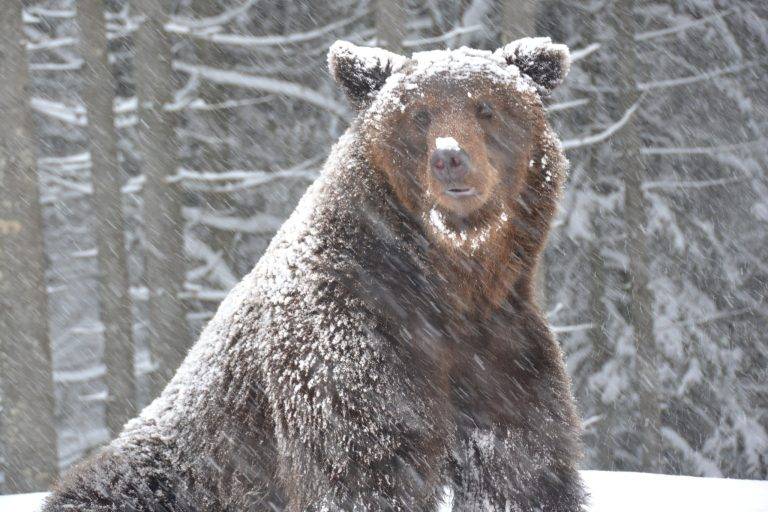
[133,0,189,398]
[78,0,136,437]
[376,0,406,53]
[578,7,616,470]
[613,0,662,471]
[502,0,538,42]
[0,3,59,492]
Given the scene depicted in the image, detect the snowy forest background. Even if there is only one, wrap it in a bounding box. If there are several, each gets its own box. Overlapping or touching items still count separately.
[1,0,766,495]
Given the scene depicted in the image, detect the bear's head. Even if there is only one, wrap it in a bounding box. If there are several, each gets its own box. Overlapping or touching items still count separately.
[328,39,569,306]
[329,38,569,251]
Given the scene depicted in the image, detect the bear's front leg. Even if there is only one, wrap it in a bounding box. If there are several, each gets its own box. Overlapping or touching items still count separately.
[452,422,584,512]
[277,389,449,512]
[450,315,585,511]
[263,313,452,512]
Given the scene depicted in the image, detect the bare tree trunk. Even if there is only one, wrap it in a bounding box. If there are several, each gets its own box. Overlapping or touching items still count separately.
[0,3,58,492]
[376,0,406,53]
[78,0,136,437]
[613,0,662,471]
[502,0,538,42]
[133,0,188,398]
[586,114,615,469]
[578,8,616,470]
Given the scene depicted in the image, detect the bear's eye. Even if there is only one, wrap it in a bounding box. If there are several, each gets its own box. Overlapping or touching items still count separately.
[476,102,494,119]
[413,109,431,128]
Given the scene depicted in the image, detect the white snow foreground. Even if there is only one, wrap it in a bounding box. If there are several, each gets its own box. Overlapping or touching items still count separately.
[3,471,767,511]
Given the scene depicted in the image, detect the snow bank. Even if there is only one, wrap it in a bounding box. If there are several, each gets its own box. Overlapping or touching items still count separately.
[581,470,768,512]
[0,492,49,511]
[4,471,766,511]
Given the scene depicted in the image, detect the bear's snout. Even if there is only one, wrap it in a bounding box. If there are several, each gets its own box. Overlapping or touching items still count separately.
[431,140,472,191]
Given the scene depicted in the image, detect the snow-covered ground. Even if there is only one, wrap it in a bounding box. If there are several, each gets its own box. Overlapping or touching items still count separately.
[2,471,766,511]
[582,471,768,512]
[0,491,49,512]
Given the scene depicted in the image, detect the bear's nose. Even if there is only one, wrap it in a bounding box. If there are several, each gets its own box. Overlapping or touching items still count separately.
[430,148,471,183]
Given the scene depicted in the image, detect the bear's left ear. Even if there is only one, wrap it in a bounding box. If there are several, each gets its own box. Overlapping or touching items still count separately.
[328,40,406,109]
[495,37,570,95]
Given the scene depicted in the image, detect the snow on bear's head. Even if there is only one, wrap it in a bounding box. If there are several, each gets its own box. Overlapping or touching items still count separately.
[328,39,570,251]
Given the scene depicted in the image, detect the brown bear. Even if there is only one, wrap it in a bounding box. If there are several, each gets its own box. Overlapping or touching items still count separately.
[43,38,584,512]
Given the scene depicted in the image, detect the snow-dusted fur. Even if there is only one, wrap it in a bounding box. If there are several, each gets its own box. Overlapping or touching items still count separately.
[494,37,571,94]
[44,39,585,512]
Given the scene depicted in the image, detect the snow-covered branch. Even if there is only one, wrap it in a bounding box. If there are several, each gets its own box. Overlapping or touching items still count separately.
[29,59,84,72]
[186,96,274,112]
[38,152,91,173]
[186,236,239,289]
[342,16,434,47]
[170,167,318,193]
[643,177,746,191]
[174,168,317,184]
[641,139,766,156]
[44,174,92,195]
[561,99,642,150]
[547,98,590,113]
[570,43,600,62]
[122,175,145,194]
[551,322,595,334]
[167,0,260,33]
[173,61,350,119]
[179,286,229,302]
[22,7,75,23]
[660,427,724,477]
[31,98,86,125]
[26,36,77,51]
[165,75,200,112]
[54,363,106,384]
[30,96,137,127]
[655,308,752,331]
[635,8,736,42]
[170,14,365,47]
[183,207,284,235]
[403,24,483,48]
[638,62,749,91]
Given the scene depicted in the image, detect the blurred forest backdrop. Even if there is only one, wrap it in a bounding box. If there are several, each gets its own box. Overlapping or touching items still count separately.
[0,0,766,494]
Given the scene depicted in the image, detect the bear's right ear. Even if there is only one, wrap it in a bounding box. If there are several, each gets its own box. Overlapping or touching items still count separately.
[328,40,406,109]
[495,37,571,95]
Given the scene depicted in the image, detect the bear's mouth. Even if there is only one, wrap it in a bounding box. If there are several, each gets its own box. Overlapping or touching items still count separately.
[445,186,477,198]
